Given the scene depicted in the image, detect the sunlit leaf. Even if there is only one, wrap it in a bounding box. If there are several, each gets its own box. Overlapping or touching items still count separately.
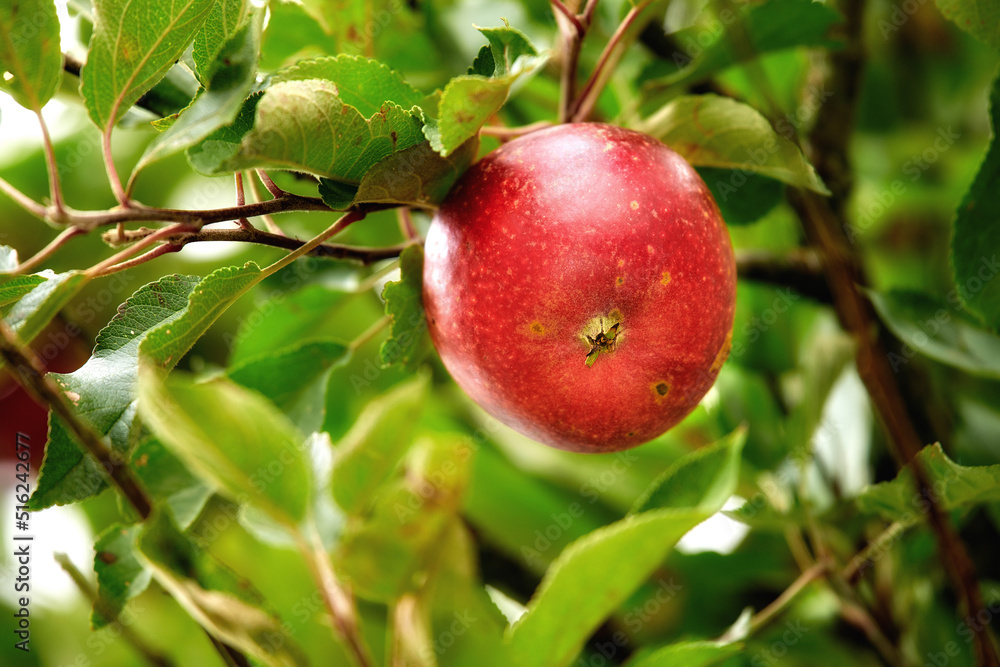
[379,245,426,369]
[139,367,311,527]
[330,373,429,514]
[637,94,829,194]
[191,0,250,83]
[0,0,62,110]
[81,0,215,130]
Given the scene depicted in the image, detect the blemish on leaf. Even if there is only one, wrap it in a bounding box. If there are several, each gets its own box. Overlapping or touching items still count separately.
[66,391,81,404]
[135,454,149,468]
[97,552,117,565]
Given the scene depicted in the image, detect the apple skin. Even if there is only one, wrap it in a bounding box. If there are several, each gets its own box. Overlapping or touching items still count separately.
[423,123,736,453]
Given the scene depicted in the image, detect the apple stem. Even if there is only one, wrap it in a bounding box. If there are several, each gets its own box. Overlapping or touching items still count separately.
[570,0,654,123]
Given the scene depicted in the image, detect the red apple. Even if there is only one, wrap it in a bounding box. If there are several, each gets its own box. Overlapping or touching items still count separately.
[423,123,736,453]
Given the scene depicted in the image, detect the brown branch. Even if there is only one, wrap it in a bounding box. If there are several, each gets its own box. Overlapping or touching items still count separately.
[102,226,415,265]
[0,320,152,519]
[735,248,830,303]
[788,0,997,662]
[570,0,653,122]
[15,226,87,274]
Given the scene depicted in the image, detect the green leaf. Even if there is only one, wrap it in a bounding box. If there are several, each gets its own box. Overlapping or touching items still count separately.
[857,443,1000,524]
[191,0,250,83]
[186,91,261,174]
[0,0,62,110]
[784,333,854,459]
[951,75,1000,330]
[92,524,151,629]
[637,94,830,194]
[0,274,47,312]
[272,55,426,118]
[139,263,262,369]
[227,339,350,433]
[627,640,743,667]
[138,368,311,528]
[132,8,263,175]
[505,509,710,667]
[319,137,479,210]
[27,275,200,510]
[330,373,429,514]
[379,245,426,369]
[698,167,784,226]
[935,0,1000,51]
[81,0,216,131]
[335,437,470,601]
[424,26,545,156]
[630,427,746,514]
[138,511,306,666]
[2,271,88,372]
[194,78,425,180]
[653,0,843,89]
[130,437,212,529]
[505,436,743,667]
[869,289,1000,379]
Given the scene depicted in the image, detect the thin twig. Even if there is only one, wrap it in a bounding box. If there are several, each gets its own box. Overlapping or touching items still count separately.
[55,553,174,667]
[350,315,392,352]
[396,208,419,241]
[298,531,373,667]
[748,560,829,633]
[102,129,129,207]
[556,2,586,122]
[735,248,830,303]
[480,121,554,140]
[14,226,86,274]
[234,173,252,230]
[85,223,197,278]
[550,0,584,34]
[256,170,285,199]
[89,242,183,278]
[0,320,152,519]
[101,226,414,265]
[0,175,48,219]
[245,171,285,235]
[35,109,66,216]
[570,0,653,122]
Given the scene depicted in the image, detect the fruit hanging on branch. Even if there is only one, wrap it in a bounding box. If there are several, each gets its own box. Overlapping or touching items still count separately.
[423,123,736,453]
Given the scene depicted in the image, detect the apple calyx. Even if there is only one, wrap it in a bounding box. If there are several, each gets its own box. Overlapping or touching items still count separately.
[582,311,624,367]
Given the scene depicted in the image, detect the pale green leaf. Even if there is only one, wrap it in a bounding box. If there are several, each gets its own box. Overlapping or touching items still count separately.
[935,0,1000,51]
[331,373,429,514]
[81,0,215,130]
[138,511,306,666]
[630,427,746,514]
[637,94,830,194]
[0,274,47,312]
[857,443,1000,524]
[505,509,709,667]
[505,436,743,666]
[0,0,62,109]
[138,367,310,527]
[627,640,742,667]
